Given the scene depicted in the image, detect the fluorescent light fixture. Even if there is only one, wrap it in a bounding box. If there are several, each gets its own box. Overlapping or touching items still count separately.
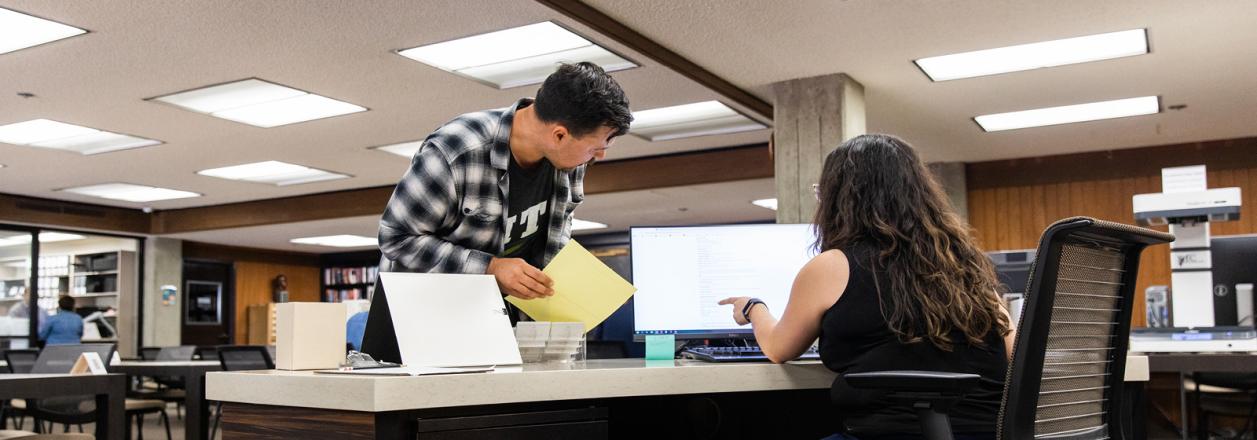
[571,219,608,231]
[751,198,778,211]
[398,21,637,89]
[197,160,349,186]
[290,234,378,248]
[0,119,161,155]
[915,29,1148,81]
[0,232,86,248]
[151,78,366,128]
[631,101,767,141]
[974,96,1160,132]
[0,7,86,55]
[370,140,424,159]
[60,183,201,203]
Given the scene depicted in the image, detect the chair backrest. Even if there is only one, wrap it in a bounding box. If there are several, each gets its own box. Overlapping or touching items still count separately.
[195,345,220,361]
[139,347,162,360]
[217,345,275,371]
[4,349,40,374]
[156,345,197,361]
[31,344,116,374]
[997,217,1172,440]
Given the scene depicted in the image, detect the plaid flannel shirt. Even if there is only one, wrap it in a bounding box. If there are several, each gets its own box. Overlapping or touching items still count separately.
[378,99,586,274]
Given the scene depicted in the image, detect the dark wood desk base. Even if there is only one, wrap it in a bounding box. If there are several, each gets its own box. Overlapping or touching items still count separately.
[221,389,836,440]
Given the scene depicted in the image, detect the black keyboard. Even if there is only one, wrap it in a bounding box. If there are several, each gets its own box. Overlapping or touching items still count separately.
[681,346,821,363]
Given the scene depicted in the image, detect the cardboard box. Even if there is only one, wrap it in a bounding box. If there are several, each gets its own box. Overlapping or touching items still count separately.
[276,302,347,370]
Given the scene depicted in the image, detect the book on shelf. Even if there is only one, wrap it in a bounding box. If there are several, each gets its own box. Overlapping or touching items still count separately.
[323,266,379,286]
[323,287,369,303]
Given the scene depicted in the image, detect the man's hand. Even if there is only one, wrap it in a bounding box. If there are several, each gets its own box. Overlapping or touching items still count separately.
[487,257,554,300]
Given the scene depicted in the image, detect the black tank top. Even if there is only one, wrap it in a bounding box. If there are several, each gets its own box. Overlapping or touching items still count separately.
[819,244,1008,437]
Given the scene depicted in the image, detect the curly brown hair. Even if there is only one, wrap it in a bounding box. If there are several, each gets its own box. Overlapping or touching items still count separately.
[813,134,1010,350]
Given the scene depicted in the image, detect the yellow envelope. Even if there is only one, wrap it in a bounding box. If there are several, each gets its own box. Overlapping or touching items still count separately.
[506,240,636,332]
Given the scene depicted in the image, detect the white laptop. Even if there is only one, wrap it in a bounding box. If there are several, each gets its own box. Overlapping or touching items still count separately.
[378,272,523,367]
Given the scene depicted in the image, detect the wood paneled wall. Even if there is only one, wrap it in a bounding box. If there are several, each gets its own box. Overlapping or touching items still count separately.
[184,241,320,342]
[232,261,320,343]
[966,137,1257,327]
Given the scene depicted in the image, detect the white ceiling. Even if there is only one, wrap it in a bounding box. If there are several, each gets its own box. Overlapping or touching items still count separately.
[581,0,1257,162]
[5,0,1256,252]
[167,178,778,251]
[0,0,769,211]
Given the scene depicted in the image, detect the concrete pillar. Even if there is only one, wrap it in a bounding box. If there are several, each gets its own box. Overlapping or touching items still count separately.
[772,73,865,223]
[928,162,969,221]
[143,237,182,347]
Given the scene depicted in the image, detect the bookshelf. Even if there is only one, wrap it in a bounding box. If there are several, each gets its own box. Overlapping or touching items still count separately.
[320,250,381,303]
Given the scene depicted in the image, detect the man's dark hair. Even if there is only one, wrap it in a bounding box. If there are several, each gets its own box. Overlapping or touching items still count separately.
[534,62,632,138]
[58,295,75,311]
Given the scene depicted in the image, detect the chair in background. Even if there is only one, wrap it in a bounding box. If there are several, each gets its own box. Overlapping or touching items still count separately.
[209,346,275,439]
[843,216,1173,440]
[1191,372,1257,439]
[4,350,39,374]
[130,346,195,420]
[193,346,219,361]
[22,344,172,440]
[138,347,161,361]
[3,349,41,429]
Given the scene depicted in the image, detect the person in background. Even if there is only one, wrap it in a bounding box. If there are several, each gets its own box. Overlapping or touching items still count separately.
[39,295,83,345]
[346,310,369,351]
[719,134,1014,440]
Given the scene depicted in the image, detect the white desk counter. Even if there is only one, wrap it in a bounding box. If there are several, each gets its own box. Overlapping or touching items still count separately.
[207,358,835,412]
[206,356,1150,439]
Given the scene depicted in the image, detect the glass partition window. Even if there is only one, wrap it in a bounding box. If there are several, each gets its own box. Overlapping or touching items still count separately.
[0,230,34,339]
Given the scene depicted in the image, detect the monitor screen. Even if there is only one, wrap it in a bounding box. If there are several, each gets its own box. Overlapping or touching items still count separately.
[631,223,817,340]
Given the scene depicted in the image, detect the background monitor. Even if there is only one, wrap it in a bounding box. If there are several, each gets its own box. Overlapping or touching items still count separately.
[631,223,817,340]
[1210,235,1257,326]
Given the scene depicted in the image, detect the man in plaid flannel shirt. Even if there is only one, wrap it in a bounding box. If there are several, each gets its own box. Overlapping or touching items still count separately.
[362,63,632,362]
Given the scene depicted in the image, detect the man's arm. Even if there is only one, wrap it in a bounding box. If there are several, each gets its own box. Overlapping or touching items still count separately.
[378,146,493,274]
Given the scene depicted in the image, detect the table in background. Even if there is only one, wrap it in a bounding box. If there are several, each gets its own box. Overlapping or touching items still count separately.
[112,360,222,440]
[0,373,126,440]
[1145,352,1257,440]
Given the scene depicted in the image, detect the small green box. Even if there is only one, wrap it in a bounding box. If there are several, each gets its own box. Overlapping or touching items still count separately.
[644,334,675,360]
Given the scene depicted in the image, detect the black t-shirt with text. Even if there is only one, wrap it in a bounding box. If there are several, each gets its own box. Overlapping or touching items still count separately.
[499,155,554,268]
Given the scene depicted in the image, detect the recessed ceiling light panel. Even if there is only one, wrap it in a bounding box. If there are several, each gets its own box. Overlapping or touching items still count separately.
[974,96,1160,132]
[915,29,1149,81]
[290,235,378,248]
[0,119,161,155]
[370,140,425,159]
[197,160,349,186]
[397,21,637,89]
[630,101,767,141]
[151,79,366,128]
[0,7,86,55]
[61,182,201,203]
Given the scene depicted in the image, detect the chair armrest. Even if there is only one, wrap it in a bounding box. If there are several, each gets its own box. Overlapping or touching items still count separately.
[844,370,982,395]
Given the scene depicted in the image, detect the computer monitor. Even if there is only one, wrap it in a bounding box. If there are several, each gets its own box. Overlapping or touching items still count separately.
[631,223,817,340]
[1210,235,1257,325]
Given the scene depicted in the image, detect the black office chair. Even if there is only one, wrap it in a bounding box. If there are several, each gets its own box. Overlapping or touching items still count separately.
[138,347,161,361]
[193,346,219,361]
[209,346,275,438]
[4,350,39,374]
[130,346,195,420]
[1191,372,1257,439]
[844,216,1173,440]
[3,349,41,429]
